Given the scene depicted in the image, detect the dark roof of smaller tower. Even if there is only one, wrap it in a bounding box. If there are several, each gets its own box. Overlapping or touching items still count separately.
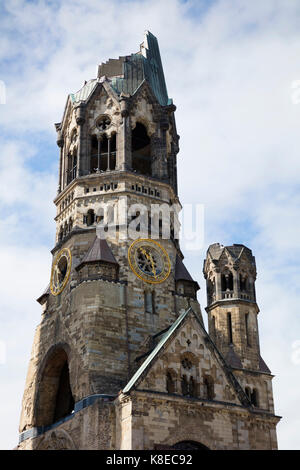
[76,237,118,270]
[225,345,243,369]
[175,255,199,290]
[205,243,255,266]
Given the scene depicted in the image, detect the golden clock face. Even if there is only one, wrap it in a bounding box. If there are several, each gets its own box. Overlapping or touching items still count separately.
[50,248,72,296]
[128,239,171,284]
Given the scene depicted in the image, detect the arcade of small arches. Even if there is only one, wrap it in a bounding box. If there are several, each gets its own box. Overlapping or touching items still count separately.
[165,354,215,401]
[206,269,255,304]
[79,208,176,238]
[58,217,73,242]
[59,191,75,213]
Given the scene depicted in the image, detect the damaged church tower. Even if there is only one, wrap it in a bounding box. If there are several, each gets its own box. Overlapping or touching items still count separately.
[18,31,280,450]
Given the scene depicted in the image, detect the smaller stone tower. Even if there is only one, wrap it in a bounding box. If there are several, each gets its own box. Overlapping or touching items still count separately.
[203,243,275,412]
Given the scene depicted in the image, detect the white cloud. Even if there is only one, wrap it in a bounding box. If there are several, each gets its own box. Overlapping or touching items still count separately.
[0,0,299,450]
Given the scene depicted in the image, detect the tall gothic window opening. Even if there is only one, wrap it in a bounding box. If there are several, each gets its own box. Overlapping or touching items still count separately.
[180,355,198,398]
[245,386,251,401]
[166,371,175,394]
[90,136,98,173]
[132,123,151,176]
[203,376,214,400]
[67,150,77,185]
[90,134,116,173]
[181,374,189,396]
[240,274,248,292]
[188,376,196,397]
[53,361,75,424]
[99,135,109,172]
[207,279,215,304]
[86,209,95,226]
[35,348,74,427]
[221,272,233,291]
[251,388,259,407]
[110,133,116,170]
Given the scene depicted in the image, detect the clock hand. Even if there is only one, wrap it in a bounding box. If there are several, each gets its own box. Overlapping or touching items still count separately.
[140,248,157,278]
[148,252,157,279]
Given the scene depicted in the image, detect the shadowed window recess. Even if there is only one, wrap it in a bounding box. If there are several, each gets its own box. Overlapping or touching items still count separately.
[132,123,151,176]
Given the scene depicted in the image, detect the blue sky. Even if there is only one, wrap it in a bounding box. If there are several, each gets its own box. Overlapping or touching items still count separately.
[0,0,300,449]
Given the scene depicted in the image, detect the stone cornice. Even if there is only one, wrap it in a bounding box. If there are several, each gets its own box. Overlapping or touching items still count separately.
[205,298,260,314]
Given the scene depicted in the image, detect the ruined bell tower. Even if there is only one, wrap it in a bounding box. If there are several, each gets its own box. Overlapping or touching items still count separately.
[18,32,280,450]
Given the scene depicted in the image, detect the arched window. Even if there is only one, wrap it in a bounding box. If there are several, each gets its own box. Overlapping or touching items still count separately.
[166,371,175,394]
[188,376,196,397]
[86,209,95,226]
[132,123,151,176]
[245,386,251,400]
[221,272,233,291]
[203,376,214,400]
[181,374,189,396]
[90,136,98,173]
[207,278,215,304]
[35,348,74,427]
[240,274,248,292]
[251,388,259,407]
[66,150,77,184]
[180,353,198,398]
[90,134,116,173]
[99,135,108,171]
[109,133,116,170]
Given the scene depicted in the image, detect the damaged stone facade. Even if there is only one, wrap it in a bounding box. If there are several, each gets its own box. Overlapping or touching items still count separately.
[17,31,280,450]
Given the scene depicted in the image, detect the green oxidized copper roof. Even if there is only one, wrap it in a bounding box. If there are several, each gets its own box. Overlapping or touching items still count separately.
[123,307,191,394]
[70,31,172,107]
[70,79,97,103]
[111,31,172,106]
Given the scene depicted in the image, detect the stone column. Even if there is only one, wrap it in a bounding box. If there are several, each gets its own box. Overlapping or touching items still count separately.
[160,120,169,180]
[152,122,168,180]
[62,143,67,190]
[233,269,239,299]
[215,270,222,301]
[107,137,111,171]
[75,104,85,177]
[97,137,101,172]
[56,130,64,194]
[117,95,131,171]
